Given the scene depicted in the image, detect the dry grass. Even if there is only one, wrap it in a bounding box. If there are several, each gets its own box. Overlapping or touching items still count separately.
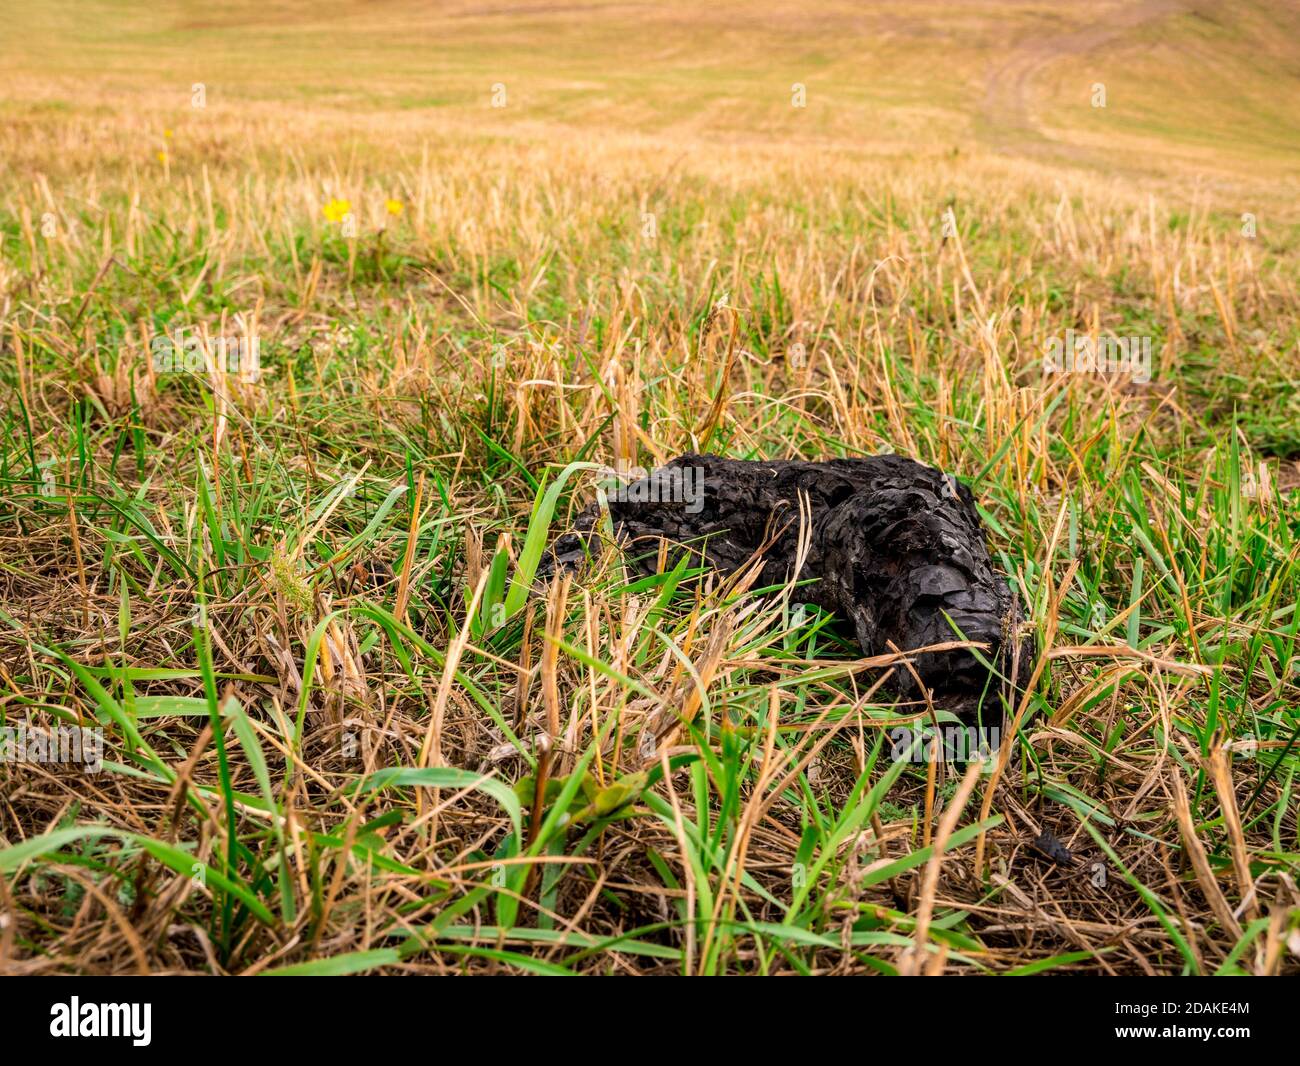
[1,0,1299,975]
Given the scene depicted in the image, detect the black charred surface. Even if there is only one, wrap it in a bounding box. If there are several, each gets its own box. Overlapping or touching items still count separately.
[542,453,1033,720]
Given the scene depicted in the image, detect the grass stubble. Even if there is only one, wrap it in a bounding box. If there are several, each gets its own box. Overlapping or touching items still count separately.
[1,0,1299,975]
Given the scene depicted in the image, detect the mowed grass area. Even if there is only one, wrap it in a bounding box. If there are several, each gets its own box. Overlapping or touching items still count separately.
[1,1,1299,975]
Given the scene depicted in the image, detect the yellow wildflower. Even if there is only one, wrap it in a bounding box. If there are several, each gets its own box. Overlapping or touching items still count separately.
[323,198,351,224]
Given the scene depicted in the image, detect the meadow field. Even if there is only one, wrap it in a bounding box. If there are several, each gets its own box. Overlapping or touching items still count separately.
[1,0,1299,975]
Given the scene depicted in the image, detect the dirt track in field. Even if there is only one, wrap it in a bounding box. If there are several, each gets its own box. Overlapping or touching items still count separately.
[980,0,1188,159]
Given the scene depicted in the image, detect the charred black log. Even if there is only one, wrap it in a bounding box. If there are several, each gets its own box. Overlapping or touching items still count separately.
[542,453,1033,721]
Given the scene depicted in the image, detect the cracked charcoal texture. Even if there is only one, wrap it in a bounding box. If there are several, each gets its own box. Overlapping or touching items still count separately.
[543,453,1032,720]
